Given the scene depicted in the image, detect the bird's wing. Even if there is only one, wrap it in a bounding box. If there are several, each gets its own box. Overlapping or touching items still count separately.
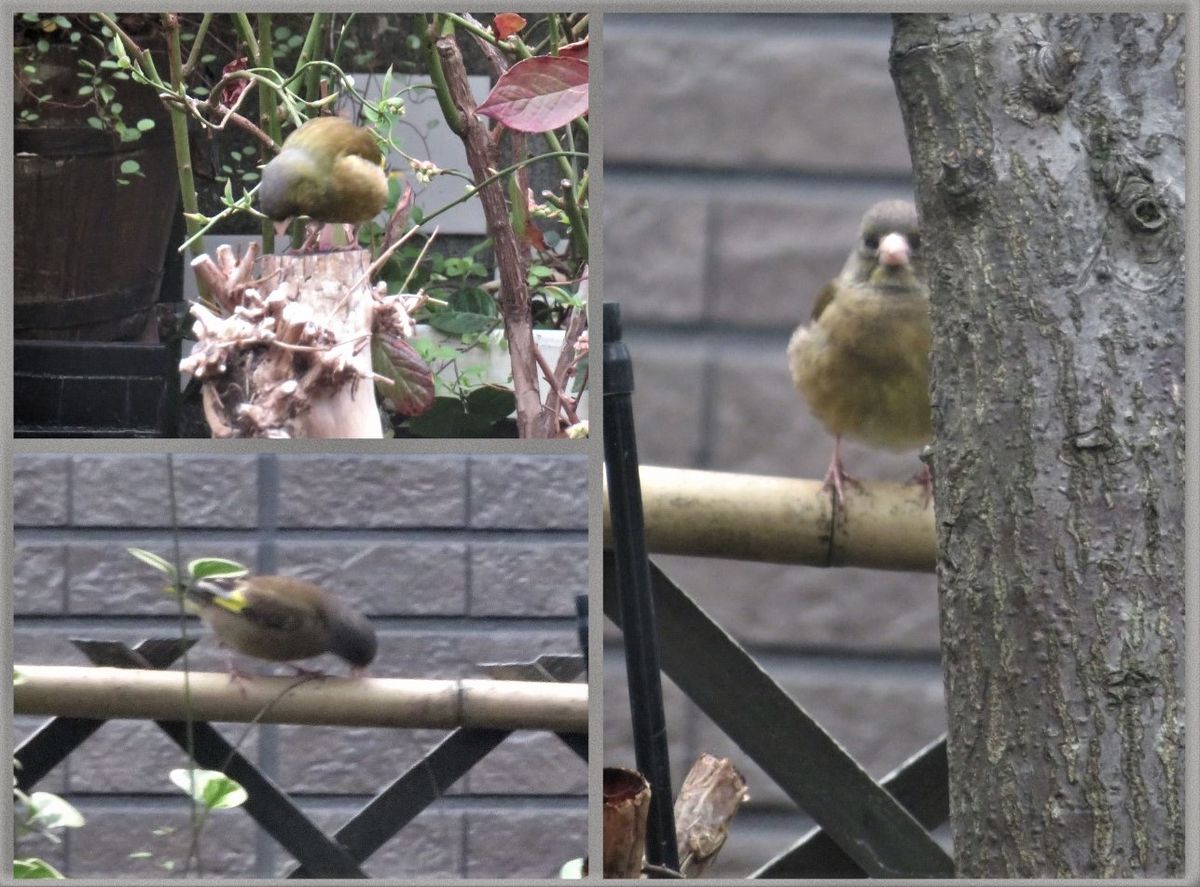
[287,117,383,165]
[810,280,838,323]
[187,578,308,633]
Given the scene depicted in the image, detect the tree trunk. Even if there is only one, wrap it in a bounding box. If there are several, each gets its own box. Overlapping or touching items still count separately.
[891,13,1185,878]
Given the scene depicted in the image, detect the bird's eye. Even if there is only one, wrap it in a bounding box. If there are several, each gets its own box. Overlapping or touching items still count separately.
[909,233,921,250]
[863,234,880,250]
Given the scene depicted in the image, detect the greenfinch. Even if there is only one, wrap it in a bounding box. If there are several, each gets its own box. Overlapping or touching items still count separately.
[258,116,389,225]
[182,574,377,674]
[787,199,931,507]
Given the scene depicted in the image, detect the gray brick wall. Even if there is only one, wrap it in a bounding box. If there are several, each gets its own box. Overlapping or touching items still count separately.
[603,14,947,876]
[12,453,587,879]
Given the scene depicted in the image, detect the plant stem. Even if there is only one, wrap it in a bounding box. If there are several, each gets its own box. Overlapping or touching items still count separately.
[295,13,327,101]
[257,14,279,253]
[435,31,549,437]
[231,13,260,65]
[424,15,464,136]
[161,13,209,302]
[181,13,213,76]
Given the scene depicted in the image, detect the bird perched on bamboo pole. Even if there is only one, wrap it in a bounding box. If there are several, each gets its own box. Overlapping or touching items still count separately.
[258,116,389,249]
[181,574,377,676]
[787,199,932,512]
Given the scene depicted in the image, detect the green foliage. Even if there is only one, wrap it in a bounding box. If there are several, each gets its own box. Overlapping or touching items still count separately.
[126,548,250,586]
[169,769,248,810]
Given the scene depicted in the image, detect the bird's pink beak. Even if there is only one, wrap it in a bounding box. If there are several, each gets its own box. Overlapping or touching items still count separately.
[878,232,910,267]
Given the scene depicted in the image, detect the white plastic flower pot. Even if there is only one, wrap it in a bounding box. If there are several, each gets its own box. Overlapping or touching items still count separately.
[412,324,588,420]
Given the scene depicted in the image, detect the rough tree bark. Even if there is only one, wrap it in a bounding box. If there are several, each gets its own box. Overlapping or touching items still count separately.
[891,13,1185,878]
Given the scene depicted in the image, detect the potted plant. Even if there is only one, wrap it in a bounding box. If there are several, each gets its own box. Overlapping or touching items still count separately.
[39,12,589,438]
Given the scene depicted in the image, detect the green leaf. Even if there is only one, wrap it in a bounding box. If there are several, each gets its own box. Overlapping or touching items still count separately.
[77,85,94,96]
[169,769,248,810]
[127,548,178,579]
[13,857,65,879]
[449,288,497,316]
[426,311,495,337]
[405,397,495,438]
[86,117,103,130]
[572,354,589,393]
[119,159,140,175]
[466,385,517,421]
[25,793,85,831]
[186,558,250,580]
[135,118,155,131]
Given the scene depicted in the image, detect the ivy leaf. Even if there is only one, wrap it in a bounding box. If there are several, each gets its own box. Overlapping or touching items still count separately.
[24,793,85,831]
[186,558,250,580]
[476,56,588,133]
[14,857,66,879]
[127,548,178,579]
[169,769,247,810]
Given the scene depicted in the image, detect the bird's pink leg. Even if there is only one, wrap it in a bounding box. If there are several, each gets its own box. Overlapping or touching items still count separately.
[822,436,862,512]
[910,461,934,509]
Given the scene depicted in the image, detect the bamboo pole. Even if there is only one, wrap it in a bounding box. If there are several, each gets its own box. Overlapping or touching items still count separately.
[13,666,586,733]
[602,465,936,571]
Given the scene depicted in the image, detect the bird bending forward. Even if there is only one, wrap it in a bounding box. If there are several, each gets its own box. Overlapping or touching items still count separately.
[182,573,377,675]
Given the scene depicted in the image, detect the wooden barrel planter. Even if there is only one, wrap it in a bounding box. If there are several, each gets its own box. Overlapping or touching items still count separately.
[13,42,179,342]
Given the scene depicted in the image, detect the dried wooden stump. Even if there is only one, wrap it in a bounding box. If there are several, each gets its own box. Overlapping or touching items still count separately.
[603,767,650,878]
[674,754,749,877]
[182,245,423,438]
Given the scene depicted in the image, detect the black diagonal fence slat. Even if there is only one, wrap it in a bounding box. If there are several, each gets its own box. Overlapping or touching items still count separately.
[155,719,367,877]
[752,736,950,878]
[67,640,368,876]
[17,638,585,878]
[286,728,510,878]
[14,638,196,791]
[603,553,955,878]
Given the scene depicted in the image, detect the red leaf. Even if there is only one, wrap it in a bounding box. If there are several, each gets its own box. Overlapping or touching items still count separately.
[524,220,549,251]
[558,37,588,61]
[373,334,435,417]
[220,57,249,108]
[491,13,526,40]
[476,56,588,133]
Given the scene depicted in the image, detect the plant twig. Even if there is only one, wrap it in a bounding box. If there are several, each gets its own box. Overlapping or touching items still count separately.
[435,29,550,437]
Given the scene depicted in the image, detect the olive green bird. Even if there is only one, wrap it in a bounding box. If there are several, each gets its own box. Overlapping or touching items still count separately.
[258,116,389,227]
[181,574,377,675]
[787,199,932,509]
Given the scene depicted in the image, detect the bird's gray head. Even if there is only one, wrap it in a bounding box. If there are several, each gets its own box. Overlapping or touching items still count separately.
[258,151,319,221]
[846,200,924,291]
[325,606,378,668]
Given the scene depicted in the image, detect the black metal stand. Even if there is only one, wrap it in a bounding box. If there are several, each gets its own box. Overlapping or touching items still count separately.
[602,302,679,873]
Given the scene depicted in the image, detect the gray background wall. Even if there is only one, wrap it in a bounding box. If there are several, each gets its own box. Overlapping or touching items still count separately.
[603,14,948,876]
[12,453,587,879]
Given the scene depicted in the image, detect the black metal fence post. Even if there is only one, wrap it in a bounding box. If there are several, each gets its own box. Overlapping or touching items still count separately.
[602,302,679,873]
